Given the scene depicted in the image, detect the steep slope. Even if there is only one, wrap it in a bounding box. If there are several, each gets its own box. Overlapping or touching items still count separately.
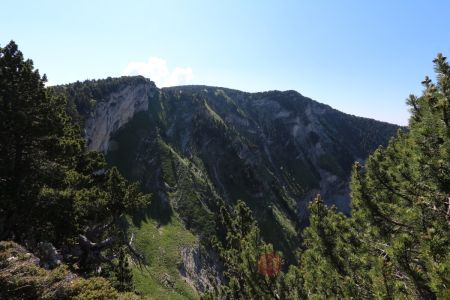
[56,76,400,271]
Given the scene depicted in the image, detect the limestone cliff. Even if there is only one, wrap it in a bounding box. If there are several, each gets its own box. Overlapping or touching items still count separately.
[84,80,157,152]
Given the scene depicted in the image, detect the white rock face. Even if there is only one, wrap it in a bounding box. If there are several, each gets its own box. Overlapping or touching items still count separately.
[84,83,156,152]
[179,245,223,294]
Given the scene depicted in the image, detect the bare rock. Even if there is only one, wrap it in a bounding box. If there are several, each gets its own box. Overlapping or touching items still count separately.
[178,245,224,294]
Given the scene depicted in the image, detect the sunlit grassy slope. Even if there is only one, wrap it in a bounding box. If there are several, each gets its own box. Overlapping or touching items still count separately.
[129,216,199,300]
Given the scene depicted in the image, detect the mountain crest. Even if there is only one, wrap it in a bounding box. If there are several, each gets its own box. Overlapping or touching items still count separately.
[56,76,400,262]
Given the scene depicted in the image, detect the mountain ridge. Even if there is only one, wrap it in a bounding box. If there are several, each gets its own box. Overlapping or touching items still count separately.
[164,84,402,127]
[53,75,401,264]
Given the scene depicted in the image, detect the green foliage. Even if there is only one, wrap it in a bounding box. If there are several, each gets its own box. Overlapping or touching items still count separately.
[203,100,226,127]
[0,42,84,244]
[159,140,179,187]
[69,277,119,300]
[348,54,450,299]
[207,201,288,299]
[111,248,134,292]
[0,41,151,297]
[0,241,120,300]
[130,217,199,299]
[206,54,450,300]
[297,54,450,299]
[300,195,370,299]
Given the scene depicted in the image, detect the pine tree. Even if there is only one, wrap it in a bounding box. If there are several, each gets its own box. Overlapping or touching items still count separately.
[346,55,450,299]
[295,53,450,299]
[299,195,371,299]
[0,41,151,284]
[0,40,83,242]
[207,200,286,299]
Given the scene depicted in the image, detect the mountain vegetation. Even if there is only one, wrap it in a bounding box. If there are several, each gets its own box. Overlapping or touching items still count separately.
[204,54,450,299]
[0,41,151,298]
[1,40,448,299]
[55,73,400,268]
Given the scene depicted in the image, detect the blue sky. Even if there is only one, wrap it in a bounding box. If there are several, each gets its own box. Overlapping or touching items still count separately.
[2,1,450,125]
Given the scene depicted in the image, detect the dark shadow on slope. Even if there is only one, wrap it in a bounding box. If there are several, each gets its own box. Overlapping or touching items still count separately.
[106,111,174,227]
[130,193,173,228]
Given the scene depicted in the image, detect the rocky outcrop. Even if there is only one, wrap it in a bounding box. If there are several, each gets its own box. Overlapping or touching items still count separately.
[178,245,224,294]
[84,82,157,152]
[0,241,125,299]
[36,241,62,269]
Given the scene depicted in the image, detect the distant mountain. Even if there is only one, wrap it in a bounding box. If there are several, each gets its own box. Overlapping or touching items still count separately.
[54,76,400,264]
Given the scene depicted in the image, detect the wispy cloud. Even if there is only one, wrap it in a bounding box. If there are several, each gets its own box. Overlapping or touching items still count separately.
[122,57,193,87]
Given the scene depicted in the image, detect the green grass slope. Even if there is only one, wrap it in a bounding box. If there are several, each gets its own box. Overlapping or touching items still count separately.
[130,216,199,299]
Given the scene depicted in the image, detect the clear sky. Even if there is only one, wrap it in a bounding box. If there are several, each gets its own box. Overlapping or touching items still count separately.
[2,1,450,125]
